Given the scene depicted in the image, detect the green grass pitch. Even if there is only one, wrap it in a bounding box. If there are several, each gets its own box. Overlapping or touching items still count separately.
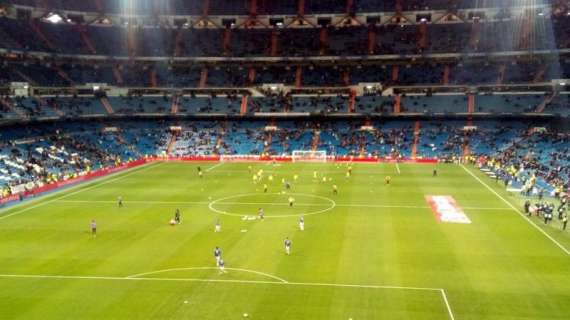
[0,161,569,319]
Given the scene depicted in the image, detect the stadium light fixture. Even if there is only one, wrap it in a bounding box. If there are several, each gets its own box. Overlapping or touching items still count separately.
[560,82,566,86]
[45,12,63,24]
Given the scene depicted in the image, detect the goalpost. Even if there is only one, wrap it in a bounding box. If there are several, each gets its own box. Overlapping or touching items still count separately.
[291,150,328,163]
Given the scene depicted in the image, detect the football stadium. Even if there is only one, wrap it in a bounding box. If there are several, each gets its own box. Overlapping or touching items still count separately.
[0,1,569,319]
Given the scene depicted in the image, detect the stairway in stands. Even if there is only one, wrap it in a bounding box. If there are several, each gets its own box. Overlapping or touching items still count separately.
[166,131,179,155]
[535,92,557,113]
[463,120,473,158]
[77,25,97,54]
[240,95,249,115]
[263,132,272,155]
[0,98,28,118]
[29,20,56,51]
[170,95,180,114]
[411,121,421,159]
[53,66,75,86]
[12,69,37,86]
[214,122,227,154]
[311,130,321,151]
[100,97,115,114]
[112,66,124,86]
[359,135,366,157]
[37,96,65,117]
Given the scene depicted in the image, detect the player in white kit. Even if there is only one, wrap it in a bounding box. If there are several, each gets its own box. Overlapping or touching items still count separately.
[284,237,292,255]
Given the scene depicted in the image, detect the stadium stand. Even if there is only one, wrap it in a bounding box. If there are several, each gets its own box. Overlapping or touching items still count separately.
[1,2,570,320]
[0,0,568,201]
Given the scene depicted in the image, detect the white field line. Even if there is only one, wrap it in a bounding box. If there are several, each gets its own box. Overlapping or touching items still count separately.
[54,199,509,211]
[0,162,162,221]
[205,162,224,172]
[56,200,212,205]
[287,281,441,292]
[211,169,412,175]
[395,162,401,174]
[0,273,282,285]
[440,289,456,320]
[0,273,453,319]
[460,164,570,256]
[0,273,444,292]
[126,267,288,283]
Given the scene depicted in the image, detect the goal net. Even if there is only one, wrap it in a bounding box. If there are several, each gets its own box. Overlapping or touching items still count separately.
[291,150,327,163]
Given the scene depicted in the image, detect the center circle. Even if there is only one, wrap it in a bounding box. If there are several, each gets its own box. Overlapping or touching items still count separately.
[208,193,336,218]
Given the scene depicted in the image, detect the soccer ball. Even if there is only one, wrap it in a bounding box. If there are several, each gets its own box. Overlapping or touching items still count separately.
[170,219,176,226]
[243,313,249,318]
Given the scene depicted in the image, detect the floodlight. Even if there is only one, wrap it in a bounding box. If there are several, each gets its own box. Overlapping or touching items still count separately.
[45,12,62,24]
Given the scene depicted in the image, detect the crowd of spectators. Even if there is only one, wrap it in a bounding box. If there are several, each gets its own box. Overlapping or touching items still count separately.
[490,130,570,190]
[1,119,568,201]
[0,120,169,199]
[0,130,119,198]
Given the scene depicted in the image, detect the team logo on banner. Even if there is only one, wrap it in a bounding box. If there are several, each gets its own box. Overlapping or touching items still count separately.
[425,195,471,224]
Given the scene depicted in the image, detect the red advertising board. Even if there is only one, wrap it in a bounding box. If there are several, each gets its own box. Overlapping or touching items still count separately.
[425,195,471,224]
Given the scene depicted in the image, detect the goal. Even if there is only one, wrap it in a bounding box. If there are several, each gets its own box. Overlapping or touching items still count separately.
[291,150,328,163]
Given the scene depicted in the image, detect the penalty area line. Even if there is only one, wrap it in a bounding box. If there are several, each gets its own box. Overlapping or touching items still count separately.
[0,273,455,319]
[440,289,456,320]
[0,272,443,291]
[460,164,570,256]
